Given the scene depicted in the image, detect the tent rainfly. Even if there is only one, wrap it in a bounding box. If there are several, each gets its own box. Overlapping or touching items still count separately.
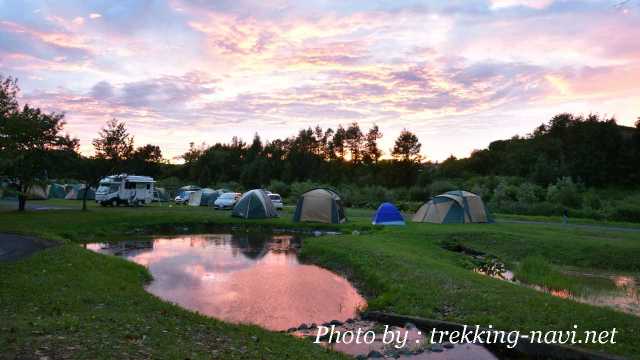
[27,184,49,200]
[188,188,218,206]
[65,185,95,200]
[48,183,67,199]
[413,190,491,224]
[372,202,405,225]
[231,189,279,219]
[293,188,346,224]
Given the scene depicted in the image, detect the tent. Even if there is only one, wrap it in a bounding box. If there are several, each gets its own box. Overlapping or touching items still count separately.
[372,202,405,225]
[65,185,95,200]
[232,189,278,219]
[48,183,67,199]
[27,184,49,200]
[187,188,218,206]
[200,189,220,206]
[293,188,346,224]
[413,190,491,224]
[154,187,170,202]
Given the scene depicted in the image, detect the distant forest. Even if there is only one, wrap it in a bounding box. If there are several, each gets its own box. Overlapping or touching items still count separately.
[172,113,640,190]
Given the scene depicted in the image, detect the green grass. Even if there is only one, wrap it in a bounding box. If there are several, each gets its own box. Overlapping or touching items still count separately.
[300,224,640,358]
[514,256,619,295]
[1,200,640,358]
[0,245,347,359]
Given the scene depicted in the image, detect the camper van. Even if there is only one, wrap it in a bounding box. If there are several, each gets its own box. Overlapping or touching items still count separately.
[95,175,155,206]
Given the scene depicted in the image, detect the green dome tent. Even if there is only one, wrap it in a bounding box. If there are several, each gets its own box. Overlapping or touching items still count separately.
[231,189,278,219]
[413,190,491,224]
[293,188,346,224]
[48,183,67,199]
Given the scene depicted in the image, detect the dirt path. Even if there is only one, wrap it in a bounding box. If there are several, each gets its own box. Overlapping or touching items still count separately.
[497,219,640,233]
[0,233,57,261]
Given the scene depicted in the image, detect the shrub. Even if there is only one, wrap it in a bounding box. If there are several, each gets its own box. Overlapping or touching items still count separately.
[608,204,640,223]
[430,180,456,195]
[546,177,582,208]
[515,182,543,204]
[268,180,289,197]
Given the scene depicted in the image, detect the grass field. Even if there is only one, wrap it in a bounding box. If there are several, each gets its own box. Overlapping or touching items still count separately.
[1,200,640,359]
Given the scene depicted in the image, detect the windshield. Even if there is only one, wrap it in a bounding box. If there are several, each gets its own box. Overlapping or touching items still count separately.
[220,193,235,199]
[269,194,281,201]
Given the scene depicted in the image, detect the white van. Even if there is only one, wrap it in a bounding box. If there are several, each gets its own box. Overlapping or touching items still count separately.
[95,174,155,206]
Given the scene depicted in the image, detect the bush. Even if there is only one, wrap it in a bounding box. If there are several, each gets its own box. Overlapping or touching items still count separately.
[546,177,582,208]
[515,182,543,204]
[430,180,456,195]
[608,205,640,223]
[268,180,289,198]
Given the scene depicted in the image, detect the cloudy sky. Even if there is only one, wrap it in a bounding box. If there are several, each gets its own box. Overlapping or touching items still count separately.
[1,0,638,161]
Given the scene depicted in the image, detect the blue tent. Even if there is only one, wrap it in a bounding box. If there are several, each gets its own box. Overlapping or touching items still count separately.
[372,202,405,225]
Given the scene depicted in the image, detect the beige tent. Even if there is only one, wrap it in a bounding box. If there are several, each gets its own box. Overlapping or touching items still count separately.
[293,188,346,224]
[26,184,49,200]
[413,190,491,224]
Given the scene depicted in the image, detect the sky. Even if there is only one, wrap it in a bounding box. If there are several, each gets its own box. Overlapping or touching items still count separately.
[1,0,639,162]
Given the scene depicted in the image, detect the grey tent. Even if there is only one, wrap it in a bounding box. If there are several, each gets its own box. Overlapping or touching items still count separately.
[154,187,170,202]
[293,188,346,224]
[65,185,95,200]
[231,189,278,219]
[413,190,491,224]
[27,184,49,200]
[188,188,218,206]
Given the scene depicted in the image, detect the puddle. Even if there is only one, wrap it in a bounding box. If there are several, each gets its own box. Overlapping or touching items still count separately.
[292,320,501,359]
[86,232,366,331]
[475,265,640,316]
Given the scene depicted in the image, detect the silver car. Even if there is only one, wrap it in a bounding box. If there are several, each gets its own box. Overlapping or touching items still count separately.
[268,193,284,210]
[214,192,239,209]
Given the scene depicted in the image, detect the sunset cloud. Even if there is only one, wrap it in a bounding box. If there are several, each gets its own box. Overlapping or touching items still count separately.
[1,0,639,161]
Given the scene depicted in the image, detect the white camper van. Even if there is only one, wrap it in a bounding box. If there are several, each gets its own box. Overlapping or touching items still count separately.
[95,174,155,206]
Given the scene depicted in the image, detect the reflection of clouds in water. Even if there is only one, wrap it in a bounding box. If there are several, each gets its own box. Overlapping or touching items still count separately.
[92,233,365,330]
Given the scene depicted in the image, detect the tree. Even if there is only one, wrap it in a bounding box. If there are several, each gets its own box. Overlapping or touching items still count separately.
[391,129,422,162]
[363,125,382,164]
[345,122,364,163]
[130,144,163,178]
[0,76,79,211]
[329,125,347,159]
[92,118,134,172]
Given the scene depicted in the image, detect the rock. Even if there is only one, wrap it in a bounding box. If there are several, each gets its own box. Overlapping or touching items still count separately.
[404,322,416,330]
[355,355,367,360]
[328,320,343,326]
[309,323,317,329]
[251,336,259,342]
[413,348,425,354]
[346,318,355,324]
[443,342,454,349]
[367,350,384,358]
[287,327,297,333]
[297,324,309,330]
[430,344,444,352]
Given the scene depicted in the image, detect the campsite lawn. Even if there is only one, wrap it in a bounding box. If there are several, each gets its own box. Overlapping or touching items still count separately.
[1,201,640,359]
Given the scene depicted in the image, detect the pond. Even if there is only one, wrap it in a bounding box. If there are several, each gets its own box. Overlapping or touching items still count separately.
[86,231,366,331]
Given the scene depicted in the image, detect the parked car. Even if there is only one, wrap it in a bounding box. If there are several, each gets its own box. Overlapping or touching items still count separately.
[268,193,284,210]
[174,191,195,205]
[214,192,240,209]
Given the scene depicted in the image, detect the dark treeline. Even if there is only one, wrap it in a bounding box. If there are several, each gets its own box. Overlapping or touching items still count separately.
[439,113,640,186]
[176,124,424,189]
[176,113,640,190]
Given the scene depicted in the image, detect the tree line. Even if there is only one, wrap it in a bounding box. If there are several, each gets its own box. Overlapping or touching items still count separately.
[2,74,640,211]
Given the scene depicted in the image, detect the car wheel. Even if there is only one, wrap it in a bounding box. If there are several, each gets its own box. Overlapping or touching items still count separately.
[111,199,118,207]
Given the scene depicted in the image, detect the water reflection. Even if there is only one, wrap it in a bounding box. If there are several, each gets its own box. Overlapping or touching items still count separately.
[475,266,640,316]
[87,233,366,331]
